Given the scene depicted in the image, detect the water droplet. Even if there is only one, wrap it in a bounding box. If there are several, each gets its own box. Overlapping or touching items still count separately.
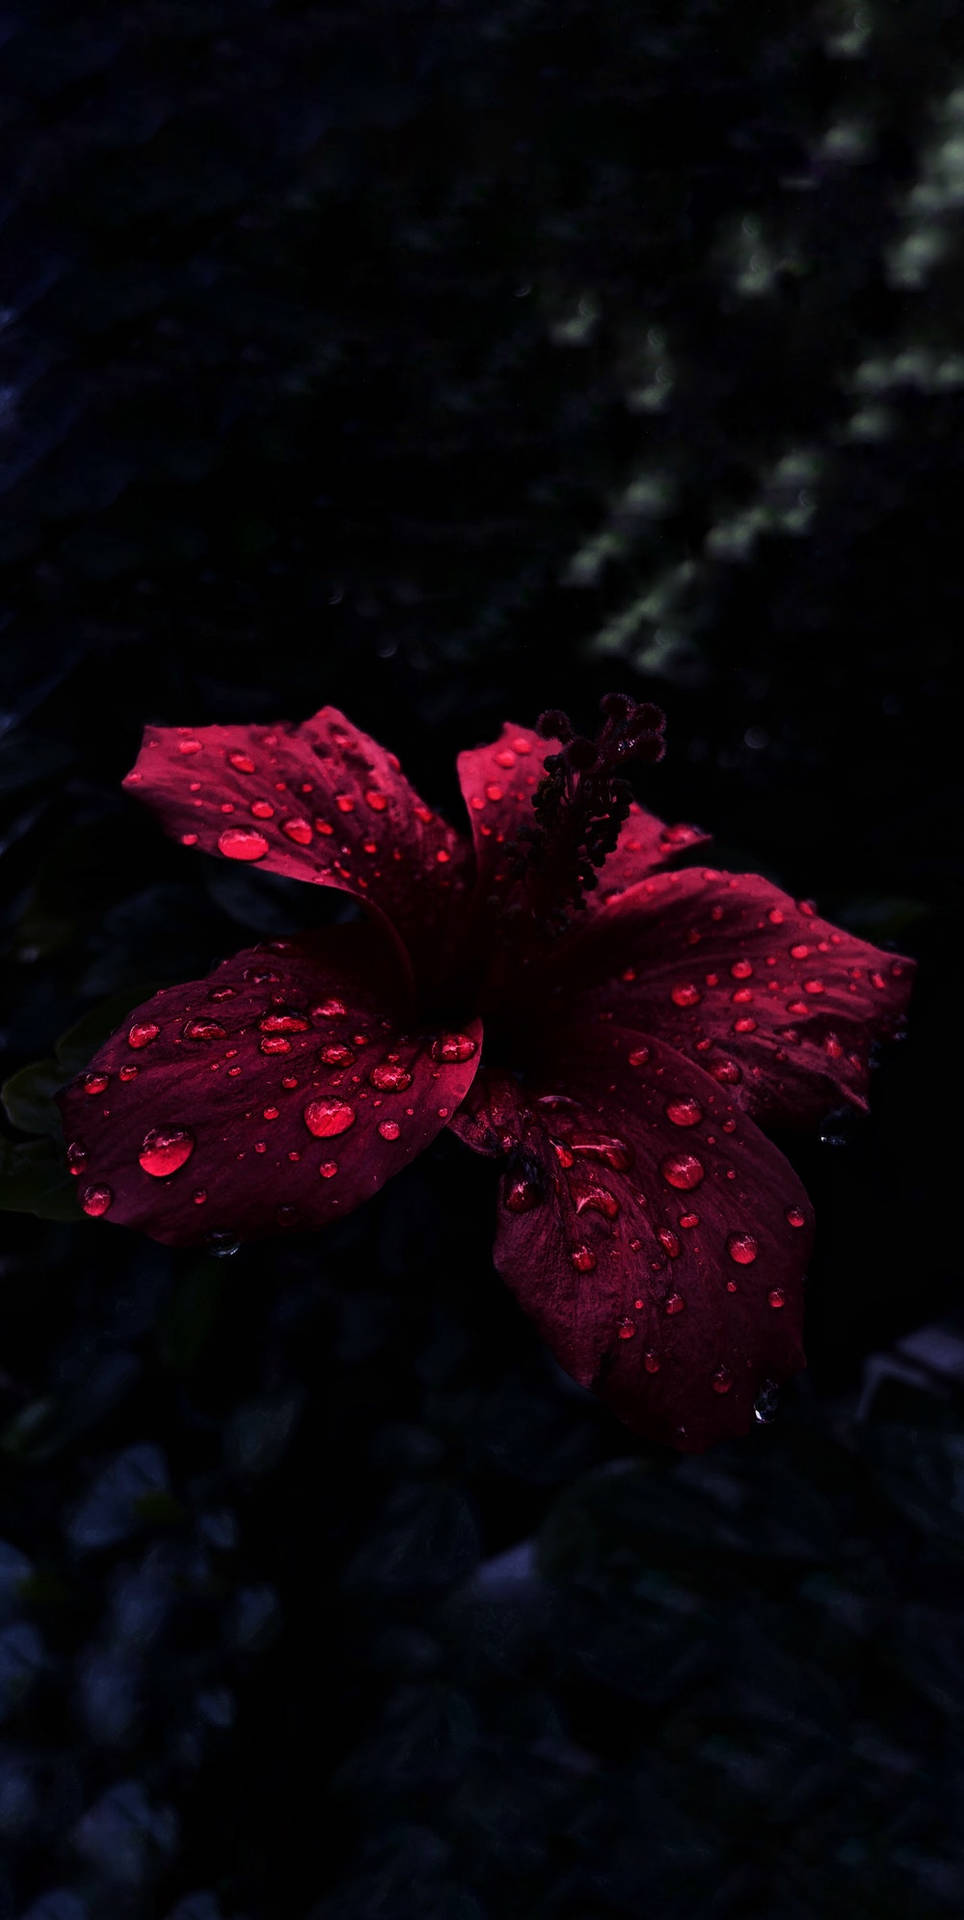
[181,832,198,846]
[378,1118,401,1140]
[260,1010,310,1034]
[504,1177,540,1212]
[484,782,503,802]
[710,1059,742,1084]
[251,799,274,819]
[660,1152,704,1191]
[319,1043,355,1066]
[803,978,824,995]
[731,959,753,979]
[495,749,516,768]
[678,1211,699,1229]
[731,986,753,1004]
[711,1365,732,1394]
[192,1188,207,1205]
[574,1186,620,1219]
[228,751,256,773]
[82,1071,110,1095]
[617,1317,636,1339]
[789,943,810,960]
[644,1350,660,1372]
[664,1291,685,1315]
[658,1228,681,1257]
[570,1245,597,1273]
[218,828,269,861]
[303,1097,355,1138]
[753,1380,780,1423]
[119,1064,138,1082]
[335,794,355,813]
[430,1033,478,1063]
[671,983,702,1007]
[281,1075,298,1089]
[726,1231,758,1264]
[67,1141,87,1176]
[733,1016,757,1033]
[369,1063,413,1091]
[81,1184,112,1217]
[786,1205,806,1228]
[128,1022,159,1049]
[435,848,451,864]
[627,1048,651,1070]
[184,1018,226,1041]
[665,1096,703,1127]
[261,1035,291,1055]
[138,1127,196,1176]
[313,998,346,1018]
[178,738,202,755]
[768,1287,786,1309]
[319,1160,338,1178]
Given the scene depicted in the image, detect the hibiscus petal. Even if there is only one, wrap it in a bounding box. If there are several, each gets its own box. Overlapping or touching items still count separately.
[543,868,915,1126]
[124,709,471,988]
[450,1030,812,1451]
[456,722,709,899]
[57,925,482,1248]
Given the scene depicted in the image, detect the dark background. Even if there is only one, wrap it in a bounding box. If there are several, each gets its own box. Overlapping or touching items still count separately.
[0,3,961,1916]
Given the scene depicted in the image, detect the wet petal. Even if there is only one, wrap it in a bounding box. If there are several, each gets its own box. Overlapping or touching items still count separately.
[450,1030,811,1451]
[456,721,710,901]
[545,868,915,1126]
[58,925,481,1248]
[124,709,471,989]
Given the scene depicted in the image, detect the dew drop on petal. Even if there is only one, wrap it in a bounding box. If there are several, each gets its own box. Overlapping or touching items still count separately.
[733,1016,757,1033]
[430,1033,478,1063]
[485,782,503,802]
[251,800,274,819]
[193,1188,207,1205]
[711,1365,733,1394]
[644,1350,661,1373]
[768,1287,786,1309]
[67,1142,87,1176]
[128,1023,160,1049]
[790,943,810,960]
[119,1064,138,1082]
[184,1019,227,1042]
[228,751,256,774]
[138,1127,196,1177]
[319,1161,339,1178]
[617,1317,636,1339]
[181,832,198,846]
[218,828,269,861]
[281,817,313,845]
[710,1059,742,1084]
[570,1245,597,1273]
[313,999,346,1018]
[671,983,702,1007]
[378,1119,401,1140]
[260,1011,310,1034]
[660,1152,704,1191]
[81,1185,112,1217]
[303,1098,355,1138]
[803,978,824,995]
[435,848,451,864]
[83,1072,110,1095]
[369,1063,413,1091]
[658,1228,681,1257]
[319,1044,355,1066]
[767,907,785,925]
[731,959,753,979]
[574,1186,620,1219]
[335,794,355,813]
[786,1206,806,1228]
[628,1046,651,1067]
[726,1231,758,1265]
[665,1097,703,1127]
[678,1211,699,1229]
[664,1292,685,1315]
[504,1178,541,1212]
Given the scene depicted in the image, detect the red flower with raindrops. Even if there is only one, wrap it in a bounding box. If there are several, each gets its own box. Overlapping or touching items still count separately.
[58,699,914,1450]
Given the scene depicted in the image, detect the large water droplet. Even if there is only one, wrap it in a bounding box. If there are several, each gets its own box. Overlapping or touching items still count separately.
[726,1231,758,1265]
[319,1161,338,1178]
[369,1063,413,1091]
[260,1010,310,1034]
[138,1127,196,1177]
[786,1205,806,1229]
[628,1046,651,1067]
[730,959,753,979]
[574,1186,620,1219]
[767,1287,786,1309]
[184,1018,226,1042]
[281,817,313,845]
[671,983,702,1007]
[67,1142,88,1176]
[228,751,256,773]
[377,1119,401,1140]
[569,1244,597,1273]
[504,1177,541,1212]
[664,1291,685,1315]
[319,1043,355,1066]
[660,1152,704,1191]
[303,1097,355,1138]
[657,1228,681,1257]
[665,1097,703,1127]
[313,998,346,1018]
[128,1022,159,1049]
[710,1059,742,1084]
[430,1033,478,1063]
[617,1317,635,1339]
[218,828,270,861]
[81,1185,112,1217]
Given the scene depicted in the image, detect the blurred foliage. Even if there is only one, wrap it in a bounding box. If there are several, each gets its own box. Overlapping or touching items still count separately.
[0,0,962,1914]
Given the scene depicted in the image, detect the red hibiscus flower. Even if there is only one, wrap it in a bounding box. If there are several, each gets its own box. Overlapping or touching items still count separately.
[58,698,914,1451]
